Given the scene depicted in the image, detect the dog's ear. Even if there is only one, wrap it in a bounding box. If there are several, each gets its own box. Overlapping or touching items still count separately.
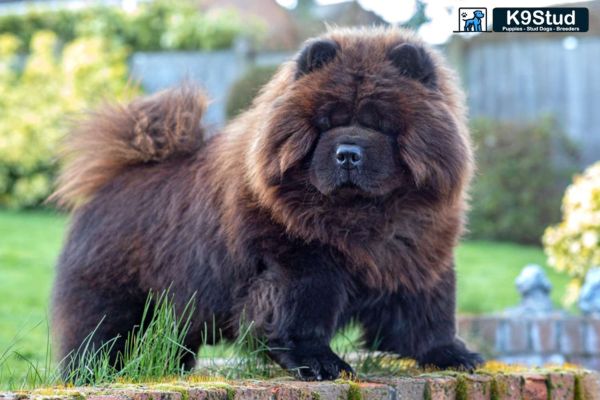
[296,39,339,79]
[388,43,437,88]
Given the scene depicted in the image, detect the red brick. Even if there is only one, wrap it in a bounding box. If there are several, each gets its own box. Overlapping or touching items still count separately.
[492,374,522,400]
[231,386,272,400]
[530,318,558,353]
[522,374,547,400]
[585,319,600,355]
[425,376,457,400]
[506,319,529,353]
[579,372,600,400]
[272,382,349,400]
[458,375,492,400]
[458,316,475,338]
[476,317,501,352]
[355,383,393,400]
[372,376,426,399]
[187,388,228,400]
[560,318,585,354]
[87,396,130,400]
[114,390,183,400]
[547,372,575,400]
[271,383,312,400]
[0,395,28,400]
[308,382,349,400]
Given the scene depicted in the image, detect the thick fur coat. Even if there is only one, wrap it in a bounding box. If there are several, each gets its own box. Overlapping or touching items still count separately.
[51,27,482,380]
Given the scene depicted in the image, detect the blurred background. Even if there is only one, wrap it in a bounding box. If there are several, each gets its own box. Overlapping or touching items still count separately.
[0,0,599,385]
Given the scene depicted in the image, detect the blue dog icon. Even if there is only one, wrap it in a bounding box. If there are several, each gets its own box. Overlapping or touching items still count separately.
[463,10,485,31]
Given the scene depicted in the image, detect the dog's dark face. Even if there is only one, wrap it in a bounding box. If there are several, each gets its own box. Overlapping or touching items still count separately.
[259,33,469,207]
[308,122,404,197]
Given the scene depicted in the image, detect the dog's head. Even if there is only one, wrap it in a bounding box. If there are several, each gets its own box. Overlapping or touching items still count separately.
[245,28,472,233]
[473,10,485,18]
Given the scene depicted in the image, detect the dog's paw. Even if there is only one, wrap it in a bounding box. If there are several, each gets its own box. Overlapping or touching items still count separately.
[271,345,354,381]
[417,341,484,372]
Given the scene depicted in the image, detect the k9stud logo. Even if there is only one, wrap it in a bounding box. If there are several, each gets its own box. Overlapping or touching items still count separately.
[493,8,589,32]
[456,8,488,32]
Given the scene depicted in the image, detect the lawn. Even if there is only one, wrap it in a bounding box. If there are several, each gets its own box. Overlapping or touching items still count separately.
[0,210,570,385]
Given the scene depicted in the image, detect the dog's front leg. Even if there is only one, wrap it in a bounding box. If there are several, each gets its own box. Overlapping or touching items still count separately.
[243,246,354,380]
[359,266,483,371]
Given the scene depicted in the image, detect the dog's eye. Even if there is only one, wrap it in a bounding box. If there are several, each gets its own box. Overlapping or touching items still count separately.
[315,115,331,131]
[357,102,381,131]
[330,108,351,128]
[380,119,396,133]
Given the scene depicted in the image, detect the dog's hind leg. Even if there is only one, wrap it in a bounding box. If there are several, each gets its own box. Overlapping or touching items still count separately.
[52,277,147,379]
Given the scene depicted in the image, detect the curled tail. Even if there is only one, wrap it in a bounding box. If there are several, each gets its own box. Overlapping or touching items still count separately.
[50,85,208,209]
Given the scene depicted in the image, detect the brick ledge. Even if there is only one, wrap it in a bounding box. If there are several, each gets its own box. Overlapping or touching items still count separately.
[1,371,600,400]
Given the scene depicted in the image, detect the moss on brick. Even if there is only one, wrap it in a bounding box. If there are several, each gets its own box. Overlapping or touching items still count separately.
[574,374,584,400]
[150,384,190,400]
[346,382,361,400]
[423,384,432,400]
[196,382,234,400]
[30,388,85,400]
[490,376,507,400]
[455,376,468,400]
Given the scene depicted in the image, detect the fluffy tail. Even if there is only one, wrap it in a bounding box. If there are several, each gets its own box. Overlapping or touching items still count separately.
[50,85,208,209]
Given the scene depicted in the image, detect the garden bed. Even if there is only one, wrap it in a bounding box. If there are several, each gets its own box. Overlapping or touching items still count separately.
[1,370,599,400]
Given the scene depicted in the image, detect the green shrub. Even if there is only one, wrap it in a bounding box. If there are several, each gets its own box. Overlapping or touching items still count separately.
[0,7,126,51]
[132,3,257,51]
[226,65,278,119]
[0,32,137,208]
[468,117,579,244]
[0,1,261,52]
[543,162,600,305]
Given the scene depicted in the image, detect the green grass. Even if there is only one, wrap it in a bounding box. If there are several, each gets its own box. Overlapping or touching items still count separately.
[456,241,570,314]
[0,210,66,386]
[0,210,571,387]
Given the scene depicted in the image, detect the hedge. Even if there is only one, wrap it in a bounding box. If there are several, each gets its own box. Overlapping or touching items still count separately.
[468,117,579,244]
[0,0,263,52]
[0,32,137,208]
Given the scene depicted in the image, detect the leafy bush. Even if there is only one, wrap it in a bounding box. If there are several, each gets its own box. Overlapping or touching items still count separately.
[128,3,258,51]
[0,1,260,52]
[468,118,579,244]
[226,65,278,119]
[0,7,126,52]
[543,162,600,305]
[0,32,136,208]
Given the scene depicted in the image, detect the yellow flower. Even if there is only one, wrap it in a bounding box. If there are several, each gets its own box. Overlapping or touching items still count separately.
[583,231,599,249]
[544,161,600,304]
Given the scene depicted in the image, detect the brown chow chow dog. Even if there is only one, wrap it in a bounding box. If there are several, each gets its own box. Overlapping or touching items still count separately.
[51,27,482,380]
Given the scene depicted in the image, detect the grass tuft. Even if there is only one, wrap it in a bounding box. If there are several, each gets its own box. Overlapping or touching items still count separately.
[66,290,195,386]
[195,319,279,380]
[1,291,196,389]
[116,291,195,382]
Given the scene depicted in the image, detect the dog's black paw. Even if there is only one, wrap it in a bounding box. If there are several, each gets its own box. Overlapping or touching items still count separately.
[417,340,484,372]
[271,345,354,381]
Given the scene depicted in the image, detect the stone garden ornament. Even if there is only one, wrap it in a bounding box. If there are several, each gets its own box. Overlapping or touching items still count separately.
[579,267,600,315]
[505,264,555,316]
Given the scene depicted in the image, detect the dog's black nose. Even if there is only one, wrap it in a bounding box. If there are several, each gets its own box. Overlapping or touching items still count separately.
[335,144,363,168]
